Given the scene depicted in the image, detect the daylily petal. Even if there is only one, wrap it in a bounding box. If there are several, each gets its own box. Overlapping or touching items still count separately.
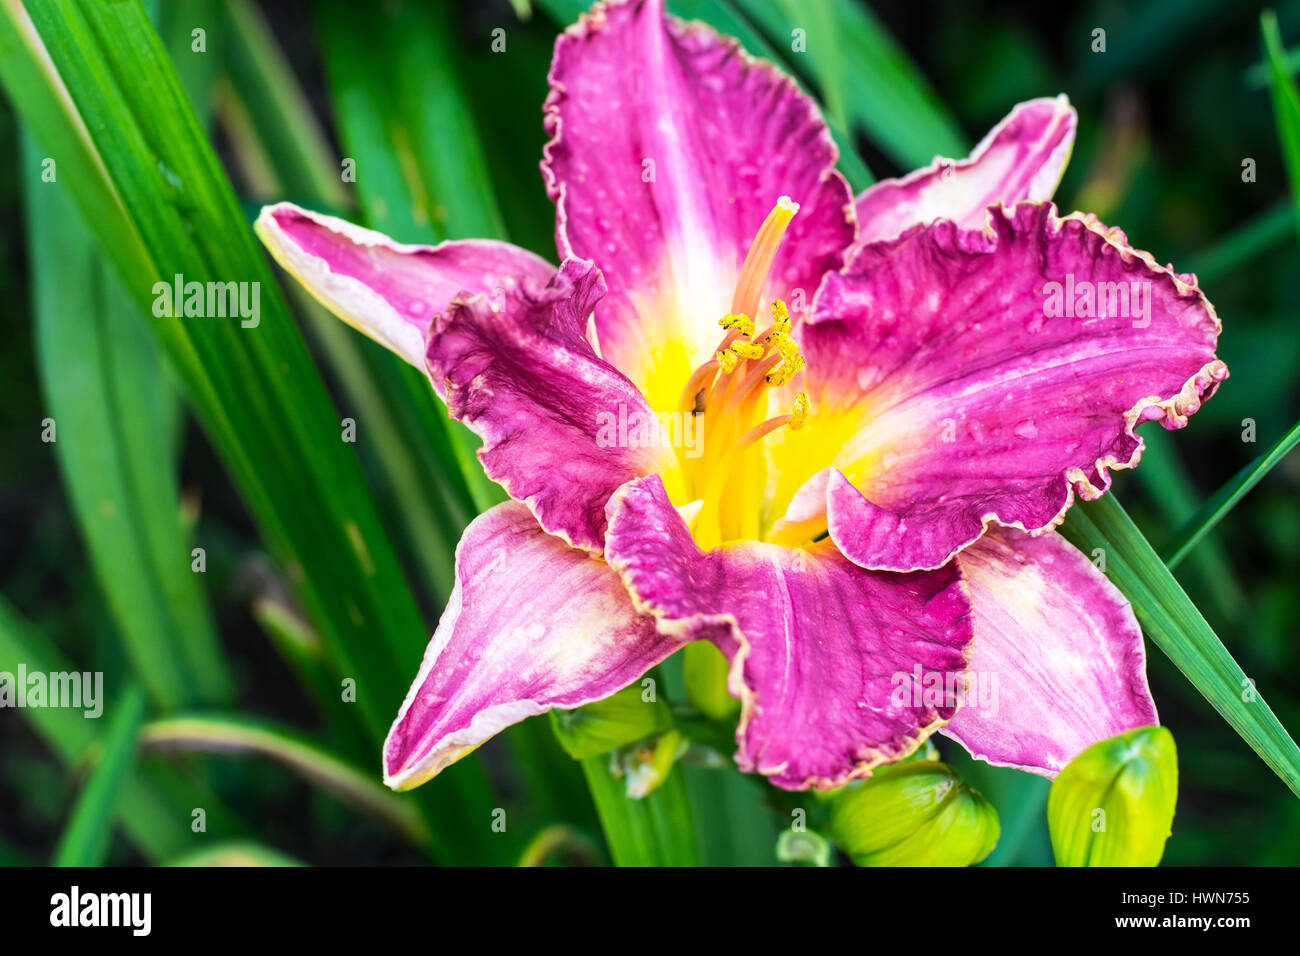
[940,527,1158,776]
[384,501,686,790]
[542,0,855,413]
[853,95,1076,244]
[255,201,553,368]
[605,474,974,791]
[769,201,1226,571]
[428,257,674,553]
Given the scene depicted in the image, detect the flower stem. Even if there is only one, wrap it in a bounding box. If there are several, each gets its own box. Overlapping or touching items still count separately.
[580,757,699,866]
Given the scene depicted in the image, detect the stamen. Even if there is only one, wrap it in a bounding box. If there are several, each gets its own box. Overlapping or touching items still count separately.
[673,198,814,548]
[765,353,805,387]
[678,359,719,412]
[718,312,756,337]
[770,299,791,335]
[736,415,791,448]
[789,391,811,429]
[731,196,799,322]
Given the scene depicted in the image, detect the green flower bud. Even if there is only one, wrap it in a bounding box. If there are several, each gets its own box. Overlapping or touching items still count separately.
[1048,725,1178,867]
[682,641,740,721]
[610,729,687,798]
[550,682,672,760]
[777,829,833,867]
[828,760,1000,866]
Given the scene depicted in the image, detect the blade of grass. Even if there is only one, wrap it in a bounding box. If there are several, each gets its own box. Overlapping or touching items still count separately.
[1181,203,1293,285]
[250,592,371,762]
[579,756,699,866]
[165,841,304,866]
[138,714,431,848]
[518,825,604,866]
[156,0,221,124]
[6,0,506,863]
[1162,417,1300,569]
[683,764,781,866]
[52,685,148,866]
[1073,0,1241,96]
[1130,430,1245,621]
[24,131,232,710]
[0,597,214,860]
[312,0,598,827]
[1060,494,1300,797]
[1263,10,1300,239]
[0,836,33,866]
[227,0,590,828]
[216,6,473,596]
[734,0,967,170]
[218,0,348,208]
[314,0,503,513]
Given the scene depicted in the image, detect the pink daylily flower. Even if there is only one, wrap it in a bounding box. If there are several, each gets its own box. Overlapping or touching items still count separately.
[255,0,1225,792]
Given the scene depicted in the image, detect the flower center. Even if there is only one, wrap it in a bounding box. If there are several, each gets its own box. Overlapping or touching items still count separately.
[674,196,812,549]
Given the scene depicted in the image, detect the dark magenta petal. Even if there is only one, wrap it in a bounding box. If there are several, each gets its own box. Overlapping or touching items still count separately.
[776,202,1226,571]
[383,502,686,790]
[542,0,854,413]
[941,528,1159,775]
[605,475,974,791]
[853,96,1076,244]
[255,202,553,367]
[428,258,673,553]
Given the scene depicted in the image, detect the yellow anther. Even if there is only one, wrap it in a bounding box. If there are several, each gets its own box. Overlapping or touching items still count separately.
[716,348,741,374]
[765,353,805,387]
[731,339,765,360]
[770,299,791,335]
[776,336,801,364]
[719,312,756,337]
[789,391,811,429]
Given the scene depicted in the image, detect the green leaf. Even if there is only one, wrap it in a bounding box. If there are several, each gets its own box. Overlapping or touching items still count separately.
[1162,417,1300,570]
[312,0,505,516]
[734,0,967,170]
[578,755,699,866]
[0,1,153,286]
[217,6,473,600]
[682,640,741,721]
[1182,202,1294,285]
[682,764,782,866]
[138,714,431,848]
[551,683,674,760]
[24,131,231,710]
[11,0,402,740]
[218,0,349,208]
[0,597,199,861]
[4,0,509,863]
[1060,494,1300,797]
[1130,430,1245,622]
[310,0,597,835]
[53,685,148,866]
[1262,10,1300,240]
[1048,726,1178,867]
[517,825,603,867]
[249,592,370,762]
[165,841,305,867]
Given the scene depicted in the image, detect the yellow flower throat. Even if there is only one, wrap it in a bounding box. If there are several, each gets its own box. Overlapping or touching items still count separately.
[672,196,812,550]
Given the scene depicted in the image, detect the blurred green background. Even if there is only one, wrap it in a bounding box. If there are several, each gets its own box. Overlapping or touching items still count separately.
[1,0,1298,866]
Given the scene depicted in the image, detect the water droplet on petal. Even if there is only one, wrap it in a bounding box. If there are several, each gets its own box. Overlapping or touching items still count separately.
[1013,420,1039,440]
